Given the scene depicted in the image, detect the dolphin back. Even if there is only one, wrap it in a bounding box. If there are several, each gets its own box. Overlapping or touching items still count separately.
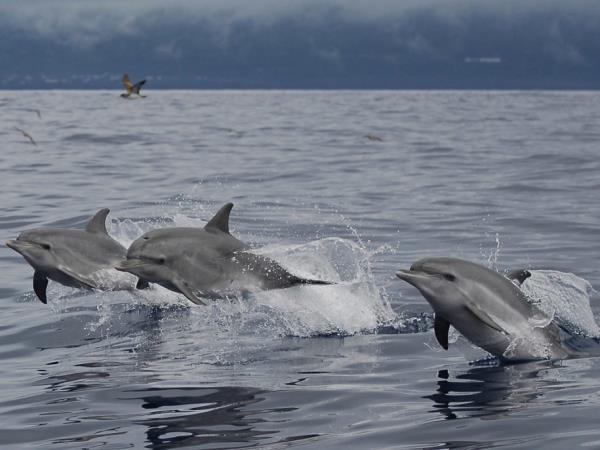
[289,276,335,286]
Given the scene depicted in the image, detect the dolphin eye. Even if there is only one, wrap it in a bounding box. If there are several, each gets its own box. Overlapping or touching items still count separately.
[443,273,455,281]
[41,243,51,250]
[158,257,166,264]
[143,237,149,240]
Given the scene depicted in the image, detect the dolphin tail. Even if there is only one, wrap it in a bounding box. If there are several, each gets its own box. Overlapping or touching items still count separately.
[33,271,48,304]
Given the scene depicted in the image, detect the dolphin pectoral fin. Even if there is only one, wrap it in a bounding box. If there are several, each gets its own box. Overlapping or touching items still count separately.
[465,304,505,333]
[57,265,96,290]
[434,315,450,350]
[33,271,48,304]
[173,279,207,306]
[86,208,110,235]
[204,203,233,234]
[136,278,150,290]
[507,269,532,285]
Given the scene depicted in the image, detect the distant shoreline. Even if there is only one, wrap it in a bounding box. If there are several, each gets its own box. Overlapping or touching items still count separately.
[2,87,600,92]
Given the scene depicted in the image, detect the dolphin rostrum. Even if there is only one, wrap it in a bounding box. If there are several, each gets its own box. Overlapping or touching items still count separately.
[6,209,143,304]
[396,257,568,361]
[115,202,333,305]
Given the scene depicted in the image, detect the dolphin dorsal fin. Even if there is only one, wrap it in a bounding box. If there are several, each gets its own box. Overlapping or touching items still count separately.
[507,269,532,286]
[86,208,110,235]
[204,203,233,234]
[434,315,450,350]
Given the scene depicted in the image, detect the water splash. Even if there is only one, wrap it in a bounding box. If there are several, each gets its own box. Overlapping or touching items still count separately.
[88,213,397,337]
[480,231,502,270]
[520,270,600,338]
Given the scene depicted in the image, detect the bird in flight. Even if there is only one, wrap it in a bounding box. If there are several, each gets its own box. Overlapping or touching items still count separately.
[14,127,37,146]
[121,73,147,98]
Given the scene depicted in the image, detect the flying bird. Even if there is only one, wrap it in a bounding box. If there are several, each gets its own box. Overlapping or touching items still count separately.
[121,73,147,98]
[14,127,37,146]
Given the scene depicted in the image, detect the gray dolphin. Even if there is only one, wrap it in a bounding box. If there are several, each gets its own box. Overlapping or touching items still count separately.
[115,202,333,305]
[396,257,568,361]
[6,209,143,304]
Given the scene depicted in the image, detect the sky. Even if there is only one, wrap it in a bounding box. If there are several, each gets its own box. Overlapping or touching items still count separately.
[2,0,600,89]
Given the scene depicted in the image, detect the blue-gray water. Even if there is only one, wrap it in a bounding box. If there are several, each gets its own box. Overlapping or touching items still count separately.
[1,90,600,449]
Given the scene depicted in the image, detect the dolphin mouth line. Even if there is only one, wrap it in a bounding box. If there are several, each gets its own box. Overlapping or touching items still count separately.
[395,269,432,279]
[395,269,438,286]
[114,259,150,271]
[5,239,36,251]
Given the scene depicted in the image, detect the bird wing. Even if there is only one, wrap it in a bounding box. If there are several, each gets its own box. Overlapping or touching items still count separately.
[132,79,146,94]
[14,127,37,146]
[122,74,133,93]
[25,132,36,146]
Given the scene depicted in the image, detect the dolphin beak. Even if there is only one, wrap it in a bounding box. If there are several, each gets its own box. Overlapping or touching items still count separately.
[395,269,431,287]
[5,239,31,253]
[114,259,148,272]
[5,240,18,250]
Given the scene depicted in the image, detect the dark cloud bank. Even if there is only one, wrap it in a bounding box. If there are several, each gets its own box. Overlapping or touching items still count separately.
[2,0,600,89]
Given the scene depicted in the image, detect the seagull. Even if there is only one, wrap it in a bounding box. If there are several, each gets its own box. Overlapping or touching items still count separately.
[14,127,37,146]
[121,73,147,98]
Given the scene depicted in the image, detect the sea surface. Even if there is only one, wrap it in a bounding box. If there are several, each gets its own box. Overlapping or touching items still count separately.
[1,90,600,449]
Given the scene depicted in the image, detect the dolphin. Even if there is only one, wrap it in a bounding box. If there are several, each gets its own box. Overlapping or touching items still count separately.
[5,209,144,304]
[396,257,568,361]
[115,202,333,305]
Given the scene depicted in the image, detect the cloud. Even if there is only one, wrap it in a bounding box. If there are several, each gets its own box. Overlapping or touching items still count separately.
[2,0,600,88]
[155,41,183,60]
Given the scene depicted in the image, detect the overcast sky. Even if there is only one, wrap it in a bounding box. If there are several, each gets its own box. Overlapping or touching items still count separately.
[2,0,600,89]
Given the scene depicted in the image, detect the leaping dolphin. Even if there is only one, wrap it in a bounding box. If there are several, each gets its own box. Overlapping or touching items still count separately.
[115,203,333,305]
[121,73,146,98]
[396,257,569,361]
[6,209,143,304]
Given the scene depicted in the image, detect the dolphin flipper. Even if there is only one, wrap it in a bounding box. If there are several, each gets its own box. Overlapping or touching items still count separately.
[172,279,207,306]
[434,315,450,350]
[86,208,110,235]
[465,304,505,333]
[33,271,48,304]
[205,203,233,234]
[507,269,532,285]
[56,265,96,290]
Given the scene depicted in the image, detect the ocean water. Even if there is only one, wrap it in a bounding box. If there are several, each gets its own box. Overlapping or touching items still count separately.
[1,90,600,449]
